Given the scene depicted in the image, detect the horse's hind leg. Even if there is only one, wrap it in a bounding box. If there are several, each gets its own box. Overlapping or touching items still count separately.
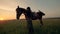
[39,19,43,26]
[40,19,43,25]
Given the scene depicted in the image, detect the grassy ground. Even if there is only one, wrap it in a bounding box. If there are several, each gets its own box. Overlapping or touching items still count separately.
[0,19,60,34]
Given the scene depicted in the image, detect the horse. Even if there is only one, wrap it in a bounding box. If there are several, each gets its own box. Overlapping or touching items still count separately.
[16,6,45,26]
[16,6,45,34]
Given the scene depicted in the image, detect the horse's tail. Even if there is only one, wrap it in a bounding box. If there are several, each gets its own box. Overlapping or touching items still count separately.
[38,10,45,16]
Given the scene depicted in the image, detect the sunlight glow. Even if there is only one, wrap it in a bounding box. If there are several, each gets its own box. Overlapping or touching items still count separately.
[0,18,4,20]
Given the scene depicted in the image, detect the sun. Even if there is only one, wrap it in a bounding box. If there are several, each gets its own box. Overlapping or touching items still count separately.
[0,18,4,20]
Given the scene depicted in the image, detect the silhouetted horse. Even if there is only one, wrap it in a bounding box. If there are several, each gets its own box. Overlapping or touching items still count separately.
[16,6,45,25]
[16,6,45,34]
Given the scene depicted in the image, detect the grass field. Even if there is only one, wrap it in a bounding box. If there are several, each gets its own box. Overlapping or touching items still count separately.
[0,19,60,34]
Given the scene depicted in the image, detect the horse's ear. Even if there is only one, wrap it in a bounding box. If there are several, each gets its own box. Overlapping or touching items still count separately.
[17,6,19,8]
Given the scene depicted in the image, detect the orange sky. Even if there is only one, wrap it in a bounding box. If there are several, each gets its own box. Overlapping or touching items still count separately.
[0,0,60,20]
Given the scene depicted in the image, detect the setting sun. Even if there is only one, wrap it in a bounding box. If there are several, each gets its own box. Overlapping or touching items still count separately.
[0,18,4,20]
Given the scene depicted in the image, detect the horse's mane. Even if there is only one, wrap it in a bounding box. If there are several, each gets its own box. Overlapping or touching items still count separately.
[16,7,27,13]
[16,7,26,11]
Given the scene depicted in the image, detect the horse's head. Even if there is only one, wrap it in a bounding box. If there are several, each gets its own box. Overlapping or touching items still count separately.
[16,6,27,20]
[16,6,19,20]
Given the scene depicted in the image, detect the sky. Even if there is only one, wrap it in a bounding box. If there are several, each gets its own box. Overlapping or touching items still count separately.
[0,0,60,20]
